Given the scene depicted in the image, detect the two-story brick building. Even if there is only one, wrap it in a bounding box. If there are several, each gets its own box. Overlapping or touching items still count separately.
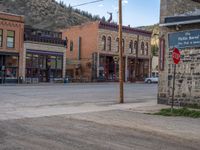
[62,21,151,82]
[0,12,24,83]
[24,26,67,83]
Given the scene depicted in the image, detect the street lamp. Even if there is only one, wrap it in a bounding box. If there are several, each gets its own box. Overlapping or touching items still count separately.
[118,0,124,103]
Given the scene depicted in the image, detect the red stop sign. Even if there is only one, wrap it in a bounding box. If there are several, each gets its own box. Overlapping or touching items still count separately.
[172,48,180,64]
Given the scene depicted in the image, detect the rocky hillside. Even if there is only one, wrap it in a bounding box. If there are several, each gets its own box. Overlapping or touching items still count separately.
[0,0,100,30]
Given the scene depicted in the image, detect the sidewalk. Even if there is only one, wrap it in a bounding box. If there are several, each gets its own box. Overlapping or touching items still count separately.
[65,104,200,142]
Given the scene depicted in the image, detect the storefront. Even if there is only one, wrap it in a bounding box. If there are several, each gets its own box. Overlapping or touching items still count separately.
[99,55,119,81]
[0,52,19,83]
[25,50,63,83]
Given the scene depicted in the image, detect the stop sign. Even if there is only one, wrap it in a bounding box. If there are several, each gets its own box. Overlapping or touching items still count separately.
[172,48,181,64]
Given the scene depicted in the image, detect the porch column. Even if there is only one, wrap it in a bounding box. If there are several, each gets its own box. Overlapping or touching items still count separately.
[97,52,100,78]
[63,50,67,79]
[125,55,128,82]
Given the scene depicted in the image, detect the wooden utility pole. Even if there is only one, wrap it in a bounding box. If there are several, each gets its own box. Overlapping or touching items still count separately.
[118,0,124,103]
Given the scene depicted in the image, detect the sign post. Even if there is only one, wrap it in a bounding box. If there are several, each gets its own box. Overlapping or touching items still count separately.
[171,48,181,111]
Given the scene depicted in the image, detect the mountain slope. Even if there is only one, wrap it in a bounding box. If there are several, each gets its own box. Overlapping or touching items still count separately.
[0,0,99,30]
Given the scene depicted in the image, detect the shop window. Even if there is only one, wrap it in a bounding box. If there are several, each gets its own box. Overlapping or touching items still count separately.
[26,54,33,68]
[129,40,133,54]
[101,35,106,51]
[5,56,19,79]
[5,56,18,67]
[32,54,39,68]
[7,30,15,48]
[141,42,144,55]
[50,56,56,69]
[0,29,3,47]
[107,36,111,51]
[57,56,63,69]
[70,41,73,52]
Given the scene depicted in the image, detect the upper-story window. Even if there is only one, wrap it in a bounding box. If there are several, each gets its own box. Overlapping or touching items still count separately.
[122,39,125,52]
[70,41,73,52]
[7,30,15,48]
[134,40,138,54]
[145,42,149,55]
[116,38,119,52]
[107,36,112,51]
[129,40,133,54]
[141,42,144,55]
[0,29,3,47]
[101,35,106,51]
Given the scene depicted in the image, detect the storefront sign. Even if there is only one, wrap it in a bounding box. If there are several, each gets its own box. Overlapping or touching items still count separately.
[168,29,200,49]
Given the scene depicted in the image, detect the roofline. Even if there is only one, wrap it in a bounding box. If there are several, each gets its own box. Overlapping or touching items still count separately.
[0,11,24,18]
[98,21,152,36]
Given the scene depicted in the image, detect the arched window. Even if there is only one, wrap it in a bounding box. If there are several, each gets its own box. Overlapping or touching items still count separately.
[145,42,149,55]
[101,35,106,51]
[116,38,119,52]
[122,39,125,52]
[107,36,112,51]
[134,40,138,54]
[129,40,133,54]
[141,42,145,55]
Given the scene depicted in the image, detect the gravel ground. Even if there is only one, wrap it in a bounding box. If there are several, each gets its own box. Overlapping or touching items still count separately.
[0,116,199,150]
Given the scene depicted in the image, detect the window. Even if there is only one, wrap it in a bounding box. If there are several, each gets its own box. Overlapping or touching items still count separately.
[7,30,15,48]
[70,41,73,52]
[107,36,111,51]
[122,39,125,52]
[101,36,106,51]
[145,42,149,55]
[141,42,144,55]
[116,38,119,52]
[0,29,2,47]
[129,40,133,54]
[134,41,138,54]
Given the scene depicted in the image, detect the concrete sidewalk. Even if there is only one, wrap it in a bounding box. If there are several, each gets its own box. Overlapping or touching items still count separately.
[65,105,200,143]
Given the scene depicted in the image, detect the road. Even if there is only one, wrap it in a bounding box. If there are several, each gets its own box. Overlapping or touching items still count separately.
[0,83,157,107]
[0,83,157,120]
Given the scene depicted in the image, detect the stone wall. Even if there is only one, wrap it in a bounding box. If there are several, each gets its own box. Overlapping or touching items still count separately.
[158,0,200,106]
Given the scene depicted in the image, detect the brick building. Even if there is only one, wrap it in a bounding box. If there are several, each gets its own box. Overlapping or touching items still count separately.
[0,12,24,83]
[62,21,151,82]
[158,0,200,106]
[24,26,67,83]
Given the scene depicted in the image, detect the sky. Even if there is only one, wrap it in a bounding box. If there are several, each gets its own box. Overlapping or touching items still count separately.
[57,0,160,27]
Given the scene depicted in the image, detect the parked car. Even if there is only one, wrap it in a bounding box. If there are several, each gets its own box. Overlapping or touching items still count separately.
[144,76,158,84]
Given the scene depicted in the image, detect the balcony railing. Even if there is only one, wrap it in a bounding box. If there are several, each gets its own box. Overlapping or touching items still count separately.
[24,35,67,47]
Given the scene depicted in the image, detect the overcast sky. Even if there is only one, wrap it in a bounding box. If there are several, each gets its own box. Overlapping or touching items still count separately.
[56,0,160,27]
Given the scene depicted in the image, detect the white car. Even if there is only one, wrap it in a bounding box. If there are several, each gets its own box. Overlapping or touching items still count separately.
[145,77,158,84]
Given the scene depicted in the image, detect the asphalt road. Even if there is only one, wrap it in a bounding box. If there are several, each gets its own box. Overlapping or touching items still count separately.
[0,116,199,150]
[0,83,157,108]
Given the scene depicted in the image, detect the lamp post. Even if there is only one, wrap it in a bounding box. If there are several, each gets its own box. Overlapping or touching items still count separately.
[118,0,124,103]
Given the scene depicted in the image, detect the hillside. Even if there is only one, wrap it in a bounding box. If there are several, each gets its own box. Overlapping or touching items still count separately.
[0,0,100,31]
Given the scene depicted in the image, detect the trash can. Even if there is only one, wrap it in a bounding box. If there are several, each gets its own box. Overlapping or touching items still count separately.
[19,76,23,84]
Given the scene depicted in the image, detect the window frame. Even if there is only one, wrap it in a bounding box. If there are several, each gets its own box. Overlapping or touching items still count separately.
[70,41,73,52]
[141,42,145,55]
[101,35,106,51]
[107,36,112,51]
[7,30,15,48]
[0,29,3,47]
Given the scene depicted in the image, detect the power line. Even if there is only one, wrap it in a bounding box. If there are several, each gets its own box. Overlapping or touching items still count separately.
[72,0,104,7]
